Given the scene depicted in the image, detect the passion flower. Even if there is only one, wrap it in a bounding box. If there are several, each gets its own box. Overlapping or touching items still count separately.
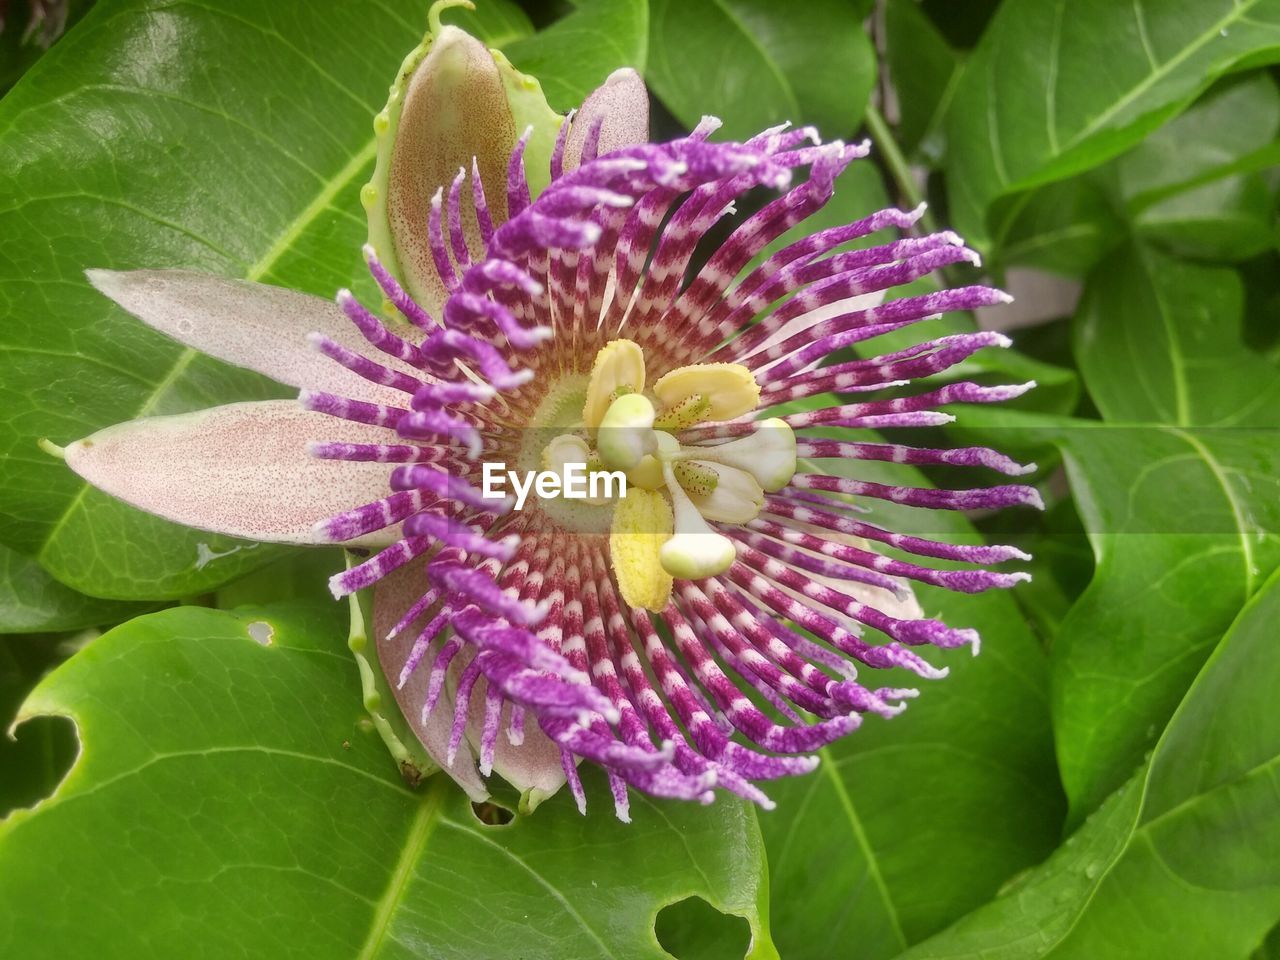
[53,11,1039,819]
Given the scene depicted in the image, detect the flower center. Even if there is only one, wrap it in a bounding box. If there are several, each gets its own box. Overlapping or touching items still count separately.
[530,338,797,612]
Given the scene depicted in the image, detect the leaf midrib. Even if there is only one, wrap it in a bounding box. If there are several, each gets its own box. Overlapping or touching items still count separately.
[818,748,908,950]
[355,777,448,960]
[1061,0,1264,152]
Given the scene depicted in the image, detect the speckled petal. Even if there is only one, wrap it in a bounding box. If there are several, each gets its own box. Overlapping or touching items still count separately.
[86,269,410,405]
[564,68,650,170]
[373,558,489,801]
[65,400,397,546]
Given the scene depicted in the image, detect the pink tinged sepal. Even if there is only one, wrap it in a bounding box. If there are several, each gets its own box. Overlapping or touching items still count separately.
[456,647,569,814]
[85,269,412,406]
[373,558,488,802]
[564,68,650,170]
[363,18,562,316]
[64,400,398,547]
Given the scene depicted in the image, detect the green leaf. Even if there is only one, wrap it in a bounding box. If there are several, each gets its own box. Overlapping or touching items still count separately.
[884,0,961,162]
[443,0,535,50]
[995,176,1123,275]
[0,0,436,599]
[0,603,775,959]
[949,0,1280,250]
[647,0,875,140]
[1120,73,1280,261]
[1118,73,1280,208]
[1075,244,1280,426]
[504,0,648,112]
[0,543,155,634]
[1052,424,1280,819]
[900,566,1280,959]
[759,456,1064,958]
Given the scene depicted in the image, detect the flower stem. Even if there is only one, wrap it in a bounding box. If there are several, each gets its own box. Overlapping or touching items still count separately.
[864,103,939,236]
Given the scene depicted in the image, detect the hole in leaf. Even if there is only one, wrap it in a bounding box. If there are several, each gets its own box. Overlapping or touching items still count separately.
[0,715,79,818]
[246,620,274,646]
[654,896,750,960]
[470,800,514,826]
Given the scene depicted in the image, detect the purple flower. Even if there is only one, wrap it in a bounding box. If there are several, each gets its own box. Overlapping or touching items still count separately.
[57,18,1039,818]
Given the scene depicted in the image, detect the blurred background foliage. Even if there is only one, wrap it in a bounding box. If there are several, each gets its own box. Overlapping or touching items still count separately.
[1,1,1278,958]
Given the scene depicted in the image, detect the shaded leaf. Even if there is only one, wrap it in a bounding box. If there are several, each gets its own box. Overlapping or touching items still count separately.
[647,0,875,140]
[901,566,1280,959]
[0,603,775,959]
[1075,243,1280,426]
[1120,73,1280,260]
[884,0,961,162]
[995,176,1122,276]
[0,543,154,634]
[948,0,1280,249]
[504,0,648,112]
[1052,425,1280,818]
[0,634,79,817]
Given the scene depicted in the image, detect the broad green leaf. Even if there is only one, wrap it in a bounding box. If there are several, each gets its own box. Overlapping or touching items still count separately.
[0,603,775,959]
[1075,244,1280,426]
[901,566,1280,959]
[1118,73,1280,208]
[504,0,648,112]
[446,0,535,50]
[1120,73,1280,260]
[949,0,1280,250]
[0,543,154,634]
[1052,424,1280,819]
[647,0,875,141]
[760,456,1064,958]
[995,176,1122,275]
[884,0,961,162]
[0,0,452,598]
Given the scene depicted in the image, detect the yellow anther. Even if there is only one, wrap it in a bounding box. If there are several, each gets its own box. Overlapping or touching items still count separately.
[659,463,737,579]
[583,339,646,430]
[651,362,760,422]
[653,393,711,431]
[610,487,674,612]
[673,460,718,497]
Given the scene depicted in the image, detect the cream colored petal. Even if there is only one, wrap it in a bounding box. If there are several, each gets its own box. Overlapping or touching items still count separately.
[565,67,650,170]
[86,268,410,405]
[64,400,398,547]
[373,557,489,802]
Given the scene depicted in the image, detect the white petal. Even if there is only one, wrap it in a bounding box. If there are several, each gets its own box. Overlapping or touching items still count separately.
[565,68,650,169]
[65,400,399,546]
[373,558,489,802]
[748,291,887,372]
[87,268,412,405]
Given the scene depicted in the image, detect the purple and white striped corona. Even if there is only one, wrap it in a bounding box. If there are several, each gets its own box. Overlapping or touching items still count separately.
[60,13,1039,818]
